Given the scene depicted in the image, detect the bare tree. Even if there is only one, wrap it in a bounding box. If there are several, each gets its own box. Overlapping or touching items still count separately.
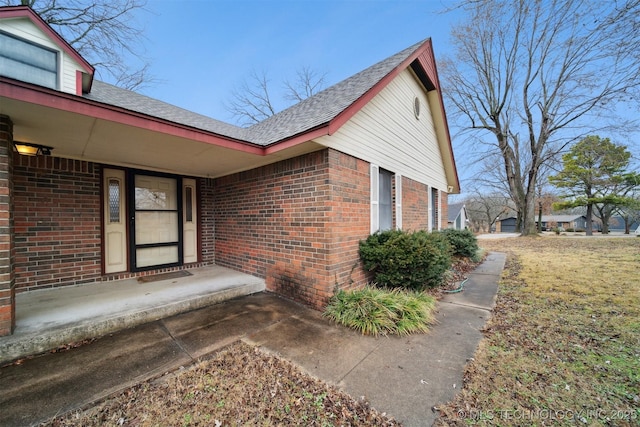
[441,0,640,235]
[226,67,327,127]
[463,188,514,233]
[8,0,152,89]
[225,70,278,127]
[283,66,328,103]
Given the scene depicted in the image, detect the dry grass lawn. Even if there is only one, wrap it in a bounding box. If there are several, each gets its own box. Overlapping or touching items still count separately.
[436,236,640,426]
[44,341,400,426]
[41,236,639,426]
[41,258,480,427]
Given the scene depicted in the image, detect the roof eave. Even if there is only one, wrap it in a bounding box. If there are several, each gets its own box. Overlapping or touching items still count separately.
[325,39,460,193]
[0,77,263,155]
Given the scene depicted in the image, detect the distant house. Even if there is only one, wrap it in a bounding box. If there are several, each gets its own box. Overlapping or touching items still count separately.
[447,202,468,230]
[498,217,518,233]
[0,6,459,336]
[608,216,640,233]
[537,215,587,231]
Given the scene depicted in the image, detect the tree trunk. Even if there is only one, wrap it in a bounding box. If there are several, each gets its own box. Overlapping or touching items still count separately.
[538,202,543,232]
[585,204,593,236]
[521,192,539,235]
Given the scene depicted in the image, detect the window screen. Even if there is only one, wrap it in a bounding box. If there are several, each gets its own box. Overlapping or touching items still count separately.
[379,169,393,231]
[431,188,439,230]
[0,31,57,89]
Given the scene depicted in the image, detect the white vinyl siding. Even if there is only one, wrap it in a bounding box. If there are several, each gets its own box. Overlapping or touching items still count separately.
[61,55,79,93]
[316,69,448,190]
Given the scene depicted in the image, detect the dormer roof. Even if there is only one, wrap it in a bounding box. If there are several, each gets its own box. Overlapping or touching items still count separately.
[0,5,94,93]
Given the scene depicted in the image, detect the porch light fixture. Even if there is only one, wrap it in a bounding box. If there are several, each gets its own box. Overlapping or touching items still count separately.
[13,142,53,156]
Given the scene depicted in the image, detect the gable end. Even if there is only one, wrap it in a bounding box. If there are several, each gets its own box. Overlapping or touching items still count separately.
[0,6,94,94]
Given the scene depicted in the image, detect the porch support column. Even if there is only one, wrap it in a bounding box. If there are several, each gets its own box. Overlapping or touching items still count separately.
[0,114,15,336]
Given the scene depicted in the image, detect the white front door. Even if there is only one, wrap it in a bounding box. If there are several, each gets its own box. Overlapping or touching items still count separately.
[103,170,199,273]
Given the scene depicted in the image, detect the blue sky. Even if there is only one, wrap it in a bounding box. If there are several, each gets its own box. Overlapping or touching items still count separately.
[116,0,638,192]
[130,0,459,122]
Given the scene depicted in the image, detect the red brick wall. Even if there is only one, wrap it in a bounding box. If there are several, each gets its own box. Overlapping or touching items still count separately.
[402,177,429,231]
[440,191,449,230]
[0,115,15,336]
[8,144,441,311]
[13,156,102,292]
[325,149,369,292]
[213,148,370,309]
[198,177,215,264]
[12,160,216,292]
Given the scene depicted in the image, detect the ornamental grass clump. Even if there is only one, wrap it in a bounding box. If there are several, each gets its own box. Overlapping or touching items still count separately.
[359,229,452,290]
[323,287,437,336]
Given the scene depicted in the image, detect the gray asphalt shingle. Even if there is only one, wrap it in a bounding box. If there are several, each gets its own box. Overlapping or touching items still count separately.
[83,40,426,147]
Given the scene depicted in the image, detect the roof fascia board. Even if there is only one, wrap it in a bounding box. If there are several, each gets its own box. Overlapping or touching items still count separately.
[418,39,460,193]
[325,39,460,193]
[1,78,264,155]
[326,40,432,136]
[0,6,94,76]
[263,126,329,155]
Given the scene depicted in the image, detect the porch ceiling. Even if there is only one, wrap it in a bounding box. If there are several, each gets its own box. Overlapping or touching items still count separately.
[2,96,324,177]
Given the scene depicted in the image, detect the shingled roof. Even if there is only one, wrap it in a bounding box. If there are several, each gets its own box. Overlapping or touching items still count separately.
[447,203,465,222]
[246,40,425,145]
[84,80,251,141]
[83,39,428,147]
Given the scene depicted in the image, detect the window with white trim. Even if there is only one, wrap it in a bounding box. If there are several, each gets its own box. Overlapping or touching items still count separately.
[0,30,58,89]
[395,174,402,230]
[370,165,401,233]
[431,187,439,231]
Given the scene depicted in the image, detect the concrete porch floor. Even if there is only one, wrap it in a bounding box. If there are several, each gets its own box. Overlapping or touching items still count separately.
[0,266,265,365]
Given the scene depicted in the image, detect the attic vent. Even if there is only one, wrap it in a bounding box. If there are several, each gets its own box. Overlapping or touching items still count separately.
[413,97,421,119]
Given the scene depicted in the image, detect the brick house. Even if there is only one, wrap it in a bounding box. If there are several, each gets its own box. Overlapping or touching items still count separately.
[0,6,459,336]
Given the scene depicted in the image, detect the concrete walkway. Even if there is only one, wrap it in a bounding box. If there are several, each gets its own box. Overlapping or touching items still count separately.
[0,265,265,365]
[0,252,505,427]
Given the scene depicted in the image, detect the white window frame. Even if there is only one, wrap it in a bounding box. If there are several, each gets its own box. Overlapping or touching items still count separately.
[371,164,401,233]
[395,174,402,230]
[430,187,441,231]
[370,164,379,234]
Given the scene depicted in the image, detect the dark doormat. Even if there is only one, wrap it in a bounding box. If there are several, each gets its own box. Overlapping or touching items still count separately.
[137,270,193,283]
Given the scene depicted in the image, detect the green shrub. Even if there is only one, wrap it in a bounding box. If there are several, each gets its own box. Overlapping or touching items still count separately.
[359,229,452,290]
[323,286,437,336]
[439,228,480,260]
